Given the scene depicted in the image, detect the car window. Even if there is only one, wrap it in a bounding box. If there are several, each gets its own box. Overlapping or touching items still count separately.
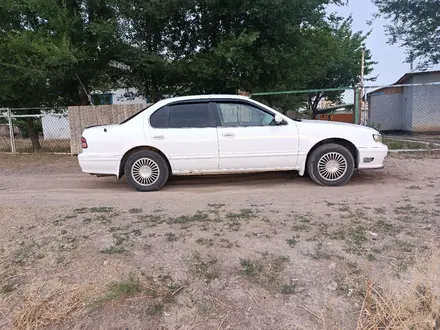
[169,103,212,128]
[150,106,169,128]
[217,103,274,127]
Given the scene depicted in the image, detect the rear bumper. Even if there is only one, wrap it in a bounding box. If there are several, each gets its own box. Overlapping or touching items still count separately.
[78,153,120,176]
[358,145,388,170]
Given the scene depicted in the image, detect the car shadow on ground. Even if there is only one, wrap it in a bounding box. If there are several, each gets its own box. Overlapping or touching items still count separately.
[78,169,389,191]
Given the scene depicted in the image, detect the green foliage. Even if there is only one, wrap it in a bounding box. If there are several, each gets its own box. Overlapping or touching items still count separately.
[373,0,440,67]
[0,0,124,108]
[14,119,42,138]
[0,0,375,118]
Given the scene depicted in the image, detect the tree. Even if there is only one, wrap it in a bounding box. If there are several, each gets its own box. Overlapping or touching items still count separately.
[373,0,440,66]
[302,16,375,118]
[117,0,372,117]
[115,0,196,102]
[1,0,376,147]
[0,0,124,149]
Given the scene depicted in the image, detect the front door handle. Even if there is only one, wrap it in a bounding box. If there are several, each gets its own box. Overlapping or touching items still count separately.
[221,133,235,138]
[152,135,165,140]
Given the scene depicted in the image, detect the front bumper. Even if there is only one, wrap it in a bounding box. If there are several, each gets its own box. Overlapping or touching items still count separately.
[358,145,388,170]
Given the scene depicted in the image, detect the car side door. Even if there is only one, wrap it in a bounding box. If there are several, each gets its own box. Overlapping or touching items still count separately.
[145,101,219,172]
[214,101,299,170]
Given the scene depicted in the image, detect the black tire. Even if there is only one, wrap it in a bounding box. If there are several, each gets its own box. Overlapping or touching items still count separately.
[307,143,355,187]
[125,150,169,192]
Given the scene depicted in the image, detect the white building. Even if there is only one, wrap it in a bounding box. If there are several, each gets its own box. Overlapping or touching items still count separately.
[41,114,70,139]
[91,88,147,105]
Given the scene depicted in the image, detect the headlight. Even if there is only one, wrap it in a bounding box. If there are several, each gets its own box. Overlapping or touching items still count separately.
[373,134,383,143]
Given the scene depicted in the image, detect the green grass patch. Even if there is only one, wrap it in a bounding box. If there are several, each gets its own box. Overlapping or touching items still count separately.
[168,211,210,225]
[89,207,115,213]
[189,252,220,283]
[129,208,143,214]
[165,233,179,242]
[146,302,164,316]
[280,281,297,294]
[101,246,127,254]
[226,209,256,220]
[383,139,427,150]
[102,276,142,302]
[240,254,289,291]
[286,237,298,247]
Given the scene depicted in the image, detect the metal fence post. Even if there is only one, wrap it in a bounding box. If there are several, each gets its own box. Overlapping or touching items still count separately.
[354,87,360,124]
[7,108,16,154]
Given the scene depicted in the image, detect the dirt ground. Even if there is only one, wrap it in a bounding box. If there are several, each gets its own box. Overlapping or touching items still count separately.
[1,153,440,330]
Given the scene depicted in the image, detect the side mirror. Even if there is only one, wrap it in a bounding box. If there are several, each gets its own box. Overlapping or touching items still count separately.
[274,114,283,125]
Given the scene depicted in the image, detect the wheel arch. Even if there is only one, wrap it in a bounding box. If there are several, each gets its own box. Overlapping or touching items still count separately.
[118,146,172,179]
[306,138,359,170]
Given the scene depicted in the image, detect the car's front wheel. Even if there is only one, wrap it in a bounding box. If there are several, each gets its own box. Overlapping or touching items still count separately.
[307,143,355,186]
[125,150,169,191]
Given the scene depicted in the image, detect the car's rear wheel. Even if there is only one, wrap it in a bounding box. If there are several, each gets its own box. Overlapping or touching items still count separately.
[307,143,355,186]
[125,150,169,191]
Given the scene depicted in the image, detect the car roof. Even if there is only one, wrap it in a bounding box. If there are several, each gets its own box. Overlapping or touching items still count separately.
[158,94,251,105]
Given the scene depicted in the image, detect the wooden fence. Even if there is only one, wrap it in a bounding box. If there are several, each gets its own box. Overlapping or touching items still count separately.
[68,104,149,155]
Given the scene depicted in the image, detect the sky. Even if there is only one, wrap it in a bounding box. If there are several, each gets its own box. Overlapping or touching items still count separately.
[329,0,410,86]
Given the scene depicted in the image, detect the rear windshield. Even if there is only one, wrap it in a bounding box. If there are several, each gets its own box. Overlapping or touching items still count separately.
[119,105,152,124]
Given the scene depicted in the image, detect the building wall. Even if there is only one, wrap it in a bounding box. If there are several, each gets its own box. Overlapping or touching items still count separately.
[402,83,414,132]
[411,72,440,84]
[91,88,147,105]
[112,88,147,105]
[369,88,403,131]
[410,83,440,132]
[315,113,354,124]
[369,72,440,132]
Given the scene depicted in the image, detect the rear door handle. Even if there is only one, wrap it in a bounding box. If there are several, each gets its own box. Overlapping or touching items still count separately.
[221,133,235,138]
[152,135,165,140]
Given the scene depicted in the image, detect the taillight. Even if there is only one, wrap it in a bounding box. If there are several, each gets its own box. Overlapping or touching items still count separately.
[81,137,88,149]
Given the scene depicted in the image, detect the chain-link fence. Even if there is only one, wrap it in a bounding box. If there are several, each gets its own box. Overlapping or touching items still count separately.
[0,108,13,152]
[3,83,439,154]
[251,87,359,124]
[0,108,70,154]
[365,82,440,150]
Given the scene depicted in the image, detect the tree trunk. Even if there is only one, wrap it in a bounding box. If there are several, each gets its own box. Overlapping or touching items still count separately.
[78,85,90,105]
[309,93,324,119]
[26,118,41,151]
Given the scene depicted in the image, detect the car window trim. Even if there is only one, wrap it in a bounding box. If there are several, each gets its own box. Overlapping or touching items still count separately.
[150,101,216,129]
[213,100,277,128]
[149,105,170,129]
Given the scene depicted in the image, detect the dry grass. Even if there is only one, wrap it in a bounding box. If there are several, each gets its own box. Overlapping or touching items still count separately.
[11,281,90,330]
[94,273,183,316]
[357,249,440,330]
[0,137,70,153]
[6,273,184,330]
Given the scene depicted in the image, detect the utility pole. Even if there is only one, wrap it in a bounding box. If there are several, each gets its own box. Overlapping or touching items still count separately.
[355,44,365,124]
[361,46,365,89]
[360,45,366,125]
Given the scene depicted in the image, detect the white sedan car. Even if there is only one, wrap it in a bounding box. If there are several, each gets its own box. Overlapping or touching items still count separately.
[78,95,388,191]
